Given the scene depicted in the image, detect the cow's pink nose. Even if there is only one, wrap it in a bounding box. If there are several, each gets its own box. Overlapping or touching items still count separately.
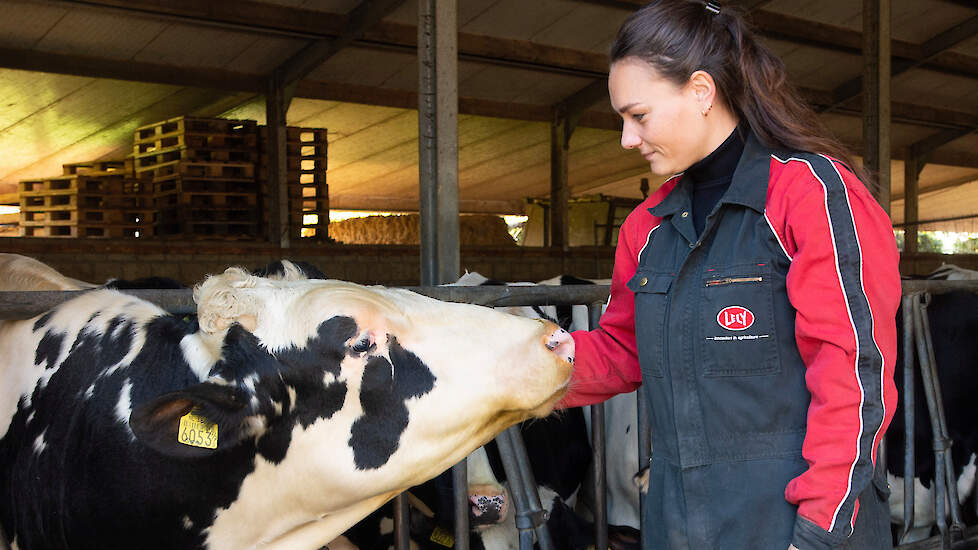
[545,327,575,364]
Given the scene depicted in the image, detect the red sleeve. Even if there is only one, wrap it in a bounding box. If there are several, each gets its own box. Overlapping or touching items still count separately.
[766,156,900,545]
[558,180,676,408]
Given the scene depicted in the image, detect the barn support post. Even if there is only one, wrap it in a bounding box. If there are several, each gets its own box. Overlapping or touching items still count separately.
[265,78,292,248]
[903,153,921,254]
[862,0,891,212]
[550,110,571,252]
[418,0,459,287]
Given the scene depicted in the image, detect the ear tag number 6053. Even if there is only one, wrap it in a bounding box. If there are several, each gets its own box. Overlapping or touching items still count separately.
[178,410,218,449]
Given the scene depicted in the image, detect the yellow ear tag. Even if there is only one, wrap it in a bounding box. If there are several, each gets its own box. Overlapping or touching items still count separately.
[178,410,218,449]
[429,526,454,547]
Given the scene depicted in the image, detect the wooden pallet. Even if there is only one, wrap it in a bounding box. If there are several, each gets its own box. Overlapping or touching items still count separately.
[258,126,328,145]
[19,224,154,238]
[134,116,257,143]
[136,160,255,181]
[154,175,258,195]
[133,149,258,174]
[156,190,257,209]
[62,160,131,176]
[21,194,78,209]
[134,132,256,153]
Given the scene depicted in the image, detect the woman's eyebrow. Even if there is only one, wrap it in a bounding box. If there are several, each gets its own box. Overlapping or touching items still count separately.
[616,102,641,114]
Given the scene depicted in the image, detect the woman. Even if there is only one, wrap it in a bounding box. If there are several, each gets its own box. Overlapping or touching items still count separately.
[560,2,900,549]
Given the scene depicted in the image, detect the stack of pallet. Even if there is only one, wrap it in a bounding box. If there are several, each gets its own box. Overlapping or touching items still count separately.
[259,126,329,240]
[18,160,154,238]
[133,116,260,239]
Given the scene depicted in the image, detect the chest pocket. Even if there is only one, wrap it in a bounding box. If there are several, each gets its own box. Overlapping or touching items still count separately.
[700,263,781,377]
[628,270,673,378]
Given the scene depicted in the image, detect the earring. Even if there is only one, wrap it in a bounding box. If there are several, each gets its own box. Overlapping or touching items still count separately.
[702,103,712,116]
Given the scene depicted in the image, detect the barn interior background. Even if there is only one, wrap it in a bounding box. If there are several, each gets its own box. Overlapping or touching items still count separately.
[0,0,976,285]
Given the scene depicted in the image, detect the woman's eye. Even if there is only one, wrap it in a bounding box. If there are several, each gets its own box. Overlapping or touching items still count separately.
[351,336,372,353]
[632,113,645,122]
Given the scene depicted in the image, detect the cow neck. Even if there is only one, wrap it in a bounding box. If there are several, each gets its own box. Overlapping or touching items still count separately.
[684,123,748,237]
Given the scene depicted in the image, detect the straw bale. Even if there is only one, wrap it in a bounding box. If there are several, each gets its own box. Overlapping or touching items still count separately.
[330,214,516,246]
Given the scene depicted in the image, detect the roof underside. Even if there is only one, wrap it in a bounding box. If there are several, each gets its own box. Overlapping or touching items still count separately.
[1,0,977,229]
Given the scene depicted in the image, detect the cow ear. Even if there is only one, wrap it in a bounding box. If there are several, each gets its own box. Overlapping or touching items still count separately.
[129,382,254,458]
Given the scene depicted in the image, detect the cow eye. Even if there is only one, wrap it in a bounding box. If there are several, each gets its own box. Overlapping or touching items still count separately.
[350,334,373,353]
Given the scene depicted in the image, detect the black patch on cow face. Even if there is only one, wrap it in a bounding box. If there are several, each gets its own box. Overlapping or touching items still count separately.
[32,310,54,332]
[35,330,65,369]
[215,317,355,464]
[349,336,435,470]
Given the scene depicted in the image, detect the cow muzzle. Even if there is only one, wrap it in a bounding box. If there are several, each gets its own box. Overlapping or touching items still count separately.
[541,321,575,366]
[469,483,509,526]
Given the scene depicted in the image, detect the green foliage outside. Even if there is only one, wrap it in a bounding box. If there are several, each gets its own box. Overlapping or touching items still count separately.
[894,229,978,254]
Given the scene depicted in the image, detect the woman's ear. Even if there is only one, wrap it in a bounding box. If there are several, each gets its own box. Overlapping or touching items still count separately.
[688,70,717,114]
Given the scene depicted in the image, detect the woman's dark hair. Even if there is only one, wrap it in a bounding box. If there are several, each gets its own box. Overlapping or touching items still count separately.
[610,0,870,184]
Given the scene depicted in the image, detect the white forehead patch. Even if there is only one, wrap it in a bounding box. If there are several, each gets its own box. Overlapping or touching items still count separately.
[183,515,194,530]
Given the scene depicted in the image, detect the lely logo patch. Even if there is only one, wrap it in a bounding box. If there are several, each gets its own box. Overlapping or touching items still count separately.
[717,306,754,331]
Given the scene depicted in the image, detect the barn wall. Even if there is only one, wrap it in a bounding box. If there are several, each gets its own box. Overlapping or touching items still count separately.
[0,240,613,287]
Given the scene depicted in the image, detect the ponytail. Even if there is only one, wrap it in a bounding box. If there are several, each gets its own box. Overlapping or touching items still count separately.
[610,1,871,186]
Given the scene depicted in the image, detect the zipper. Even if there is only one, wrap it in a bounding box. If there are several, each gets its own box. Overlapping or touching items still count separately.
[705,276,762,287]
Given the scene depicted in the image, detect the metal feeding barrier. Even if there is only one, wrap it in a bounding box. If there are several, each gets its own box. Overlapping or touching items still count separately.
[897,280,978,550]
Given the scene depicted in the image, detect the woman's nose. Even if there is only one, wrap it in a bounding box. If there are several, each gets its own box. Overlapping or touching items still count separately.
[621,127,641,150]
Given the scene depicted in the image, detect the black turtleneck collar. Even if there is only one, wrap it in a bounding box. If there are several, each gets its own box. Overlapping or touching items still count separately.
[684,123,750,237]
[685,123,747,184]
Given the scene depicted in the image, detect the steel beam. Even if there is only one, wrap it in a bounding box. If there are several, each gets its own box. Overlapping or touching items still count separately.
[265,79,291,248]
[550,112,571,251]
[275,0,408,88]
[827,15,978,111]
[417,0,459,286]
[863,0,891,212]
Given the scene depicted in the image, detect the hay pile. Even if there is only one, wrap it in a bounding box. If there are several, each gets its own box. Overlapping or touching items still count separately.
[330,214,516,246]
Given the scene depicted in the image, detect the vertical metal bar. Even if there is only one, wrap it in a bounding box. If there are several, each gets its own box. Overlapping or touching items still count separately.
[862,0,891,211]
[506,429,554,550]
[588,302,608,550]
[911,296,952,547]
[418,0,458,286]
[418,0,437,286]
[265,78,291,248]
[637,388,651,550]
[453,461,469,550]
[495,428,538,550]
[393,490,411,550]
[900,294,916,543]
[917,296,966,540]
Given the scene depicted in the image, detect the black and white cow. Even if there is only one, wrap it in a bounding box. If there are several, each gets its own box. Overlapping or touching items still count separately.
[887,290,978,542]
[0,253,98,292]
[0,267,575,550]
[0,253,186,291]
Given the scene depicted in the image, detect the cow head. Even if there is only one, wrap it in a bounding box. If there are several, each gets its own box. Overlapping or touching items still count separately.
[129,268,574,549]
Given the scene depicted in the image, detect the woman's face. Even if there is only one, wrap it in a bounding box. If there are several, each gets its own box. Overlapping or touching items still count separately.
[609,57,715,176]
